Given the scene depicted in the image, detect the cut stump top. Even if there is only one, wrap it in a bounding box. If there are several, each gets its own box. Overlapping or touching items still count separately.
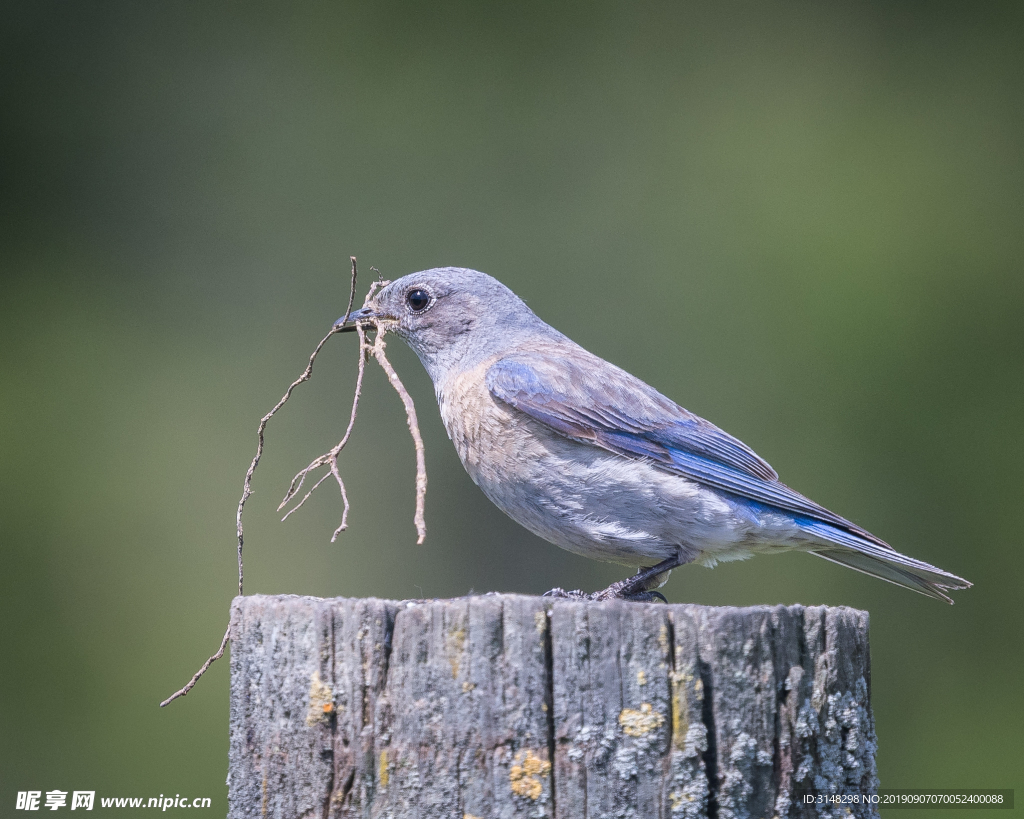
[228,594,877,819]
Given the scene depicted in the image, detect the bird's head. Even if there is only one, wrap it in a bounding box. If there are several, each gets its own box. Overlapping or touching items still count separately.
[336,267,554,381]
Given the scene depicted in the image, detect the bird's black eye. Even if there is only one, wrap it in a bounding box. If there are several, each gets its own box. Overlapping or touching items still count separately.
[406,289,431,312]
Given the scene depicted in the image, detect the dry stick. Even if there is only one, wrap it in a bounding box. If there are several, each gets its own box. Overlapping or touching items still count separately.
[276,276,396,535]
[234,326,342,585]
[278,322,370,541]
[280,470,333,520]
[277,320,429,546]
[158,626,231,708]
[276,308,425,544]
[368,330,428,544]
[236,258,358,592]
[329,324,368,540]
[159,264,428,707]
[159,258,360,708]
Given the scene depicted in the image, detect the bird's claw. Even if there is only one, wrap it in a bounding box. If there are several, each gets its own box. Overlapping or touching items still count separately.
[543,586,667,603]
[543,587,588,599]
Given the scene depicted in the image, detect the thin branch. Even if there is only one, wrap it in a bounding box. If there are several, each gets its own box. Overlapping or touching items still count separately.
[330,459,351,542]
[237,257,360,592]
[275,315,427,546]
[160,257,359,708]
[234,325,340,592]
[278,323,370,539]
[159,625,230,708]
[160,259,429,707]
[368,331,428,544]
[331,323,368,540]
[278,470,332,521]
[342,256,358,327]
[366,275,390,301]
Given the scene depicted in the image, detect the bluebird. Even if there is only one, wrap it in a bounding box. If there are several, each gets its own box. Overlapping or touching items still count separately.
[338,268,970,603]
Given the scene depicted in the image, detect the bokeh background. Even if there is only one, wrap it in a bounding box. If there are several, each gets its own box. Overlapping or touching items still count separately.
[2,1,1021,814]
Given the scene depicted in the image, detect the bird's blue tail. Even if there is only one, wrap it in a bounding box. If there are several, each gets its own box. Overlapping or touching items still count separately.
[796,519,971,604]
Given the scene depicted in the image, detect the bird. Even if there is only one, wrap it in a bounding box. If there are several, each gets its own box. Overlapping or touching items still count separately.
[337,267,971,603]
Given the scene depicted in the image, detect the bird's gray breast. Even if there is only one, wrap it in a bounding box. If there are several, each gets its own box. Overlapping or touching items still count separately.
[436,356,538,487]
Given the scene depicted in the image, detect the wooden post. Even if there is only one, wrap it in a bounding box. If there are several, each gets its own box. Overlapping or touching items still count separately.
[228,594,877,819]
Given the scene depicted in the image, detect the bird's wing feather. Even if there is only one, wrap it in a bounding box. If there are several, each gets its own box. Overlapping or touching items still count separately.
[486,352,887,545]
[486,353,779,478]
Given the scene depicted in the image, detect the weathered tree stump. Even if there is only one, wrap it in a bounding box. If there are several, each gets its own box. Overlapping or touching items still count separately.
[228,594,877,819]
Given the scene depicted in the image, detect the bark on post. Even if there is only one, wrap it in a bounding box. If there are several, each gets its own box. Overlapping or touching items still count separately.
[228,594,877,819]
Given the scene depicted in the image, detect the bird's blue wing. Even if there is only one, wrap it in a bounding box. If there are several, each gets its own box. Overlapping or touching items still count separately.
[486,353,780,479]
[486,352,885,543]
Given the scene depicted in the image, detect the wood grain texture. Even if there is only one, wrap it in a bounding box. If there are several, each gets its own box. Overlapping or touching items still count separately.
[228,595,877,819]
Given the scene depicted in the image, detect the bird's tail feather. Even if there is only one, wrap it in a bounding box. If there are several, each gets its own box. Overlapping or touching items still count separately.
[797,519,971,604]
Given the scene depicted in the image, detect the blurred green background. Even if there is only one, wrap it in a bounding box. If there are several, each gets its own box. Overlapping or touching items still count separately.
[2,1,1021,814]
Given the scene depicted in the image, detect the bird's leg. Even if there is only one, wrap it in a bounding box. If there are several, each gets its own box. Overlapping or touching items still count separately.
[591,555,685,602]
[543,555,685,602]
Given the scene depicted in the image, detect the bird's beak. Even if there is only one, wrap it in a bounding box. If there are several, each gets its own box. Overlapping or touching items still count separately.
[334,305,377,332]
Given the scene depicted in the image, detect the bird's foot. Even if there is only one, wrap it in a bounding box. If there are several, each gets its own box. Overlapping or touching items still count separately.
[543,587,588,600]
[591,578,668,602]
[543,585,667,603]
[544,556,683,602]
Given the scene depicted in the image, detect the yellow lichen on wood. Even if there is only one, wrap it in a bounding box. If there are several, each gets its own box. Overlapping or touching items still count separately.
[446,624,467,679]
[509,749,550,800]
[378,750,389,789]
[669,789,695,810]
[304,671,333,727]
[618,702,665,737]
[670,671,692,750]
[657,623,670,661]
